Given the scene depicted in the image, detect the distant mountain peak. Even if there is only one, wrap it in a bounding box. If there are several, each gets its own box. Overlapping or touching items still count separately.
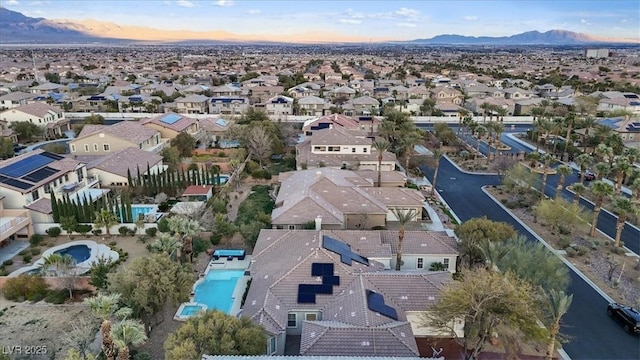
[409,29,632,45]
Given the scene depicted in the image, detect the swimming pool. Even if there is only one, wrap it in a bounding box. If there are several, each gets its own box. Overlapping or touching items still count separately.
[193,269,244,314]
[54,244,91,263]
[179,303,207,317]
[131,205,156,221]
[216,175,229,184]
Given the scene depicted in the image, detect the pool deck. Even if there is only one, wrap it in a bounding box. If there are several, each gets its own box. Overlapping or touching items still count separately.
[176,255,252,321]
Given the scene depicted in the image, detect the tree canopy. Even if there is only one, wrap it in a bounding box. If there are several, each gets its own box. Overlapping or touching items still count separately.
[171,132,196,157]
[164,310,266,359]
[10,121,44,142]
[454,217,517,267]
[422,268,547,360]
[107,254,193,322]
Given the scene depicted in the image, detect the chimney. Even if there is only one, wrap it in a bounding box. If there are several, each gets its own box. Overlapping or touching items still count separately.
[315,216,322,231]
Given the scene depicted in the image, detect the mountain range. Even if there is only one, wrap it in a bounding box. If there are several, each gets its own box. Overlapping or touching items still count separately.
[0,7,635,45]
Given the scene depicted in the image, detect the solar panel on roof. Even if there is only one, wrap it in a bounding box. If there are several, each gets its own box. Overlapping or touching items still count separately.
[322,236,369,266]
[159,114,182,124]
[0,155,54,178]
[366,290,398,320]
[22,166,58,183]
[2,178,33,190]
[40,152,63,160]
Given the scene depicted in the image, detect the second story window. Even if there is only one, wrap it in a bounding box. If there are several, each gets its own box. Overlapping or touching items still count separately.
[93,144,98,151]
[103,144,110,151]
[84,144,89,152]
[31,190,39,201]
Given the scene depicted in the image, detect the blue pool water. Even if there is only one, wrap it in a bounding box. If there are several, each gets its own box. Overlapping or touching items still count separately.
[216,175,229,184]
[55,245,91,263]
[193,269,244,314]
[180,304,206,316]
[131,206,155,221]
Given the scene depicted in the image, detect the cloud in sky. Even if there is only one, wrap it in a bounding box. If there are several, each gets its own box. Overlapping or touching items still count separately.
[395,7,419,18]
[397,22,417,27]
[176,0,196,8]
[5,0,19,5]
[247,9,261,14]
[463,15,478,21]
[339,19,362,25]
[215,0,234,7]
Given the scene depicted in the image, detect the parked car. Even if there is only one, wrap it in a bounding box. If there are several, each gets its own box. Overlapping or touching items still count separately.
[607,302,640,334]
[584,171,596,181]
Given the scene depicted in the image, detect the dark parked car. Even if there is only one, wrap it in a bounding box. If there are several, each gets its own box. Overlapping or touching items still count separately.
[584,171,596,181]
[607,302,640,334]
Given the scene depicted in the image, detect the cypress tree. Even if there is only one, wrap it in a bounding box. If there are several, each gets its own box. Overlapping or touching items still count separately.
[127,168,133,188]
[51,192,59,222]
[136,165,142,187]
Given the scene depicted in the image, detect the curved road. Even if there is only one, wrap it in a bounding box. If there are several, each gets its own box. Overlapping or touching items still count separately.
[420,158,640,360]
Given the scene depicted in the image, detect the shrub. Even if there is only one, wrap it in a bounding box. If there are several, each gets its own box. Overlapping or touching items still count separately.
[127,228,136,236]
[210,233,221,246]
[109,241,117,246]
[44,289,68,304]
[557,237,572,249]
[371,225,385,230]
[610,247,626,255]
[89,257,115,290]
[2,275,49,302]
[145,227,158,237]
[573,245,589,256]
[565,247,578,257]
[157,218,170,232]
[22,254,32,263]
[558,224,572,235]
[30,248,40,256]
[192,237,208,257]
[158,202,170,212]
[92,229,103,236]
[251,169,272,179]
[46,227,61,237]
[18,250,28,256]
[118,226,130,236]
[29,234,44,246]
[3,260,13,266]
[76,224,93,235]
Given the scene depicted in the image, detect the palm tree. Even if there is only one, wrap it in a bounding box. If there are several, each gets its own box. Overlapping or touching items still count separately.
[496,106,507,123]
[540,289,573,360]
[589,181,614,236]
[372,139,390,187]
[94,210,119,237]
[594,144,613,164]
[555,165,572,199]
[630,178,640,201]
[476,239,511,271]
[458,109,471,135]
[390,208,417,271]
[151,233,182,257]
[538,119,556,153]
[431,149,444,196]
[563,113,576,154]
[400,129,423,176]
[475,126,487,164]
[611,197,639,248]
[575,153,592,182]
[593,161,610,181]
[111,319,148,360]
[167,216,200,263]
[539,154,554,198]
[479,102,490,123]
[611,156,632,196]
[85,294,132,360]
[571,183,586,205]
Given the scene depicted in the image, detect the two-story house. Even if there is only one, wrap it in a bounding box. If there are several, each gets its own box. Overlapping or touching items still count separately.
[175,94,210,114]
[210,84,243,97]
[0,150,106,224]
[295,127,395,171]
[297,96,328,117]
[86,147,165,187]
[243,229,459,356]
[302,114,382,136]
[0,103,70,139]
[0,92,36,110]
[265,95,294,117]
[69,121,166,156]
[208,96,249,116]
[141,112,204,141]
[429,87,463,105]
[342,96,380,116]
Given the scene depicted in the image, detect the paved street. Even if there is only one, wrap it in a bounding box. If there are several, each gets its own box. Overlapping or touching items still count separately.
[420,158,640,360]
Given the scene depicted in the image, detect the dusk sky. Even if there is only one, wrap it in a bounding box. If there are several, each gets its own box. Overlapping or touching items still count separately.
[3,0,639,41]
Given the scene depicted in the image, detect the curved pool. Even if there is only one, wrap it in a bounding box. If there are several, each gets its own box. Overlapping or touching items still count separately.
[54,245,91,263]
[8,240,120,277]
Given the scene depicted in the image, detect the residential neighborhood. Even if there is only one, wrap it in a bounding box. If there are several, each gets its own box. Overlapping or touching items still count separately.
[0,30,639,360]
